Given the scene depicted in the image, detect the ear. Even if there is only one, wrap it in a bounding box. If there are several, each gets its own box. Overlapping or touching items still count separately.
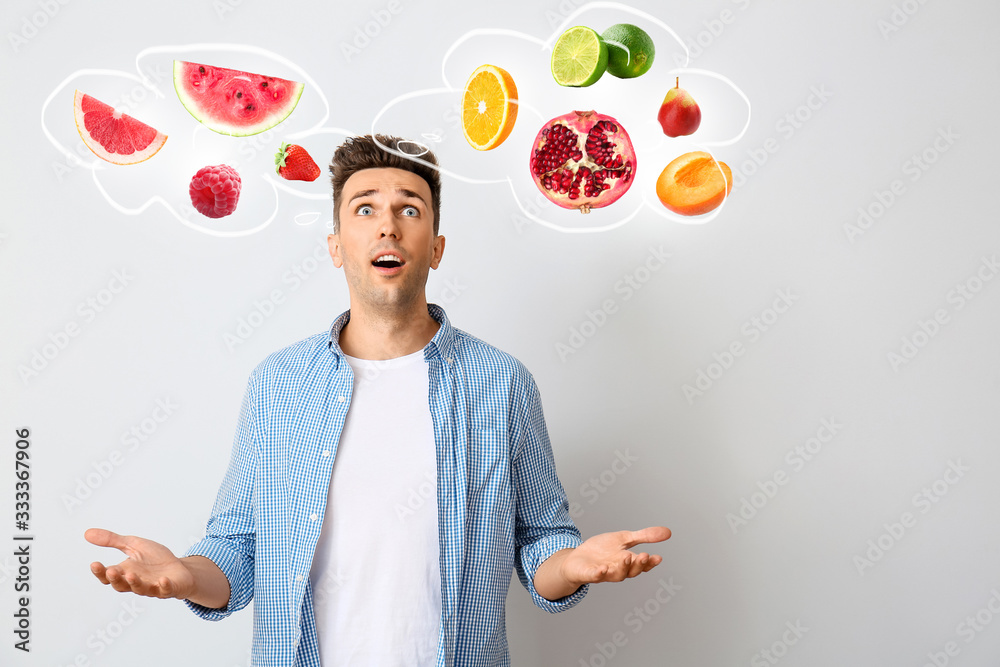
[328,234,343,268]
[430,235,445,270]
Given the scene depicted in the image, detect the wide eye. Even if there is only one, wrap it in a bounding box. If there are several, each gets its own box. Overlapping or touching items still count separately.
[402,206,419,217]
[357,204,373,215]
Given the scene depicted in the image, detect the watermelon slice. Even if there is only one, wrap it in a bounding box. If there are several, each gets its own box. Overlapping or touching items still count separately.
[73,90,168,165]
[173,60,304,136]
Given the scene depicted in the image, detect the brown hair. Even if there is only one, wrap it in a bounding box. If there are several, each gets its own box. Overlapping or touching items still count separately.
[329,134,442,235]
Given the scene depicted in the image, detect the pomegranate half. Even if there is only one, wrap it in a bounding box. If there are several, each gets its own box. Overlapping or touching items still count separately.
[529,110,636,213]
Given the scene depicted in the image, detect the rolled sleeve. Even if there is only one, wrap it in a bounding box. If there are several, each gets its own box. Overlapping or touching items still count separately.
[182,374,260,621]
[517,533,590,612]
[183,536,255,620]
[512,374,589,613]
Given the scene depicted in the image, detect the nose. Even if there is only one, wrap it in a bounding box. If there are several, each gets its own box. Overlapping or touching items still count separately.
[377,211,401,239]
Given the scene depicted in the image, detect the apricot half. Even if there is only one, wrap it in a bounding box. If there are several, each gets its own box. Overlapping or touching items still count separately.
[655,151,732,216]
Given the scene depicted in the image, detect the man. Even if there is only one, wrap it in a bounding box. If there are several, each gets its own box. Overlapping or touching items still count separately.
[86,134,671,666]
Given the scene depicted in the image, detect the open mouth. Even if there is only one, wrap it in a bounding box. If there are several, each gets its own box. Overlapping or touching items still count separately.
[372,253,404,272]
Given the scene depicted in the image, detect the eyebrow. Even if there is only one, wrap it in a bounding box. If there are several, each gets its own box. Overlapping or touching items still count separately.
[348,188,428,207]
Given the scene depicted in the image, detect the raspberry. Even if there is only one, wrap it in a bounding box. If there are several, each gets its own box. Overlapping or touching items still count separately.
[189,164,242,218]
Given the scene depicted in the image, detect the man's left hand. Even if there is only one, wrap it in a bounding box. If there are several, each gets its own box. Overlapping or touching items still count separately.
[561,526,671,584]
[534,526,671,600]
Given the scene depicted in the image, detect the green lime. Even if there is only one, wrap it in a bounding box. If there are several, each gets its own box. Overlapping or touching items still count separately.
[551,26,608,87]
[601,23,655,79]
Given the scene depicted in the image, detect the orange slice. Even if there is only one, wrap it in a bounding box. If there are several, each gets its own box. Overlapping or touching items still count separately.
[461,64,518,151]
[655,151,732,216]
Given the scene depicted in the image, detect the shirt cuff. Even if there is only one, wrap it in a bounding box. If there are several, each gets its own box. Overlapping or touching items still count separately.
[181,537,252,621]
[521,532,589,613]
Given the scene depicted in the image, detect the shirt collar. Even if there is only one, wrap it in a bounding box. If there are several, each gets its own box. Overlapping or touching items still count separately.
[326,303,455,363]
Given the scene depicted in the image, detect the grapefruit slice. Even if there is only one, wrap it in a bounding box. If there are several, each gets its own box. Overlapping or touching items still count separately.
[173,60,304,136]
[73,90,168,165]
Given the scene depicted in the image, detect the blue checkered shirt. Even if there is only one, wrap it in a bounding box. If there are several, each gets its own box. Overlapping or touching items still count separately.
[184,303,588,666]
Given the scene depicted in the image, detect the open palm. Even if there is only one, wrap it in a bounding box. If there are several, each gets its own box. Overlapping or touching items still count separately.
[85,528,194,599]
[560,527,672,585]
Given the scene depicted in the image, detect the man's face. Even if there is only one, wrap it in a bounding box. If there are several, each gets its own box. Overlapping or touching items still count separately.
[328,167,444,315]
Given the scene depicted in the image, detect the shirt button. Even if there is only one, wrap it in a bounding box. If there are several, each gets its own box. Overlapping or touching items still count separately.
[338,396,346,403]
[296,575,304,582]
[322,450,331,457]
[310,513,318,521]
[446,357,453,364]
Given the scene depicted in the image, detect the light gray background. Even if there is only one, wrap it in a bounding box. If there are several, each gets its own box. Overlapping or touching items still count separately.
[3,0,999,665]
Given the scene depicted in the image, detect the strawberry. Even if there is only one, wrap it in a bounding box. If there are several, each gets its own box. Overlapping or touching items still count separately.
[275,142,321,181]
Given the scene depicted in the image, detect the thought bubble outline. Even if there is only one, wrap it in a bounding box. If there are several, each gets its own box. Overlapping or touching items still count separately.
[45,19,749,236]
[41,43,338,237]
[374,1,748,232]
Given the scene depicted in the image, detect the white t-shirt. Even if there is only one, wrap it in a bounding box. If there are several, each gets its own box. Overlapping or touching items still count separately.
[308,349,441,666]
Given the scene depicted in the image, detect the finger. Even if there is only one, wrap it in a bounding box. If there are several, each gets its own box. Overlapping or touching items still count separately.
[641,555,662,573]
[90,562,110,584]
[608,554,628,581]
[123,570,162,598]
[625,553,645,579]
[158,576,175,599]
[626,553,649,578]
[84,528,130,552]
[111,581,133,594]
[107,569,135,594]
[120,571,141,594]
[123,571,149,595]
[621,526,671,549]
[605,554,630,582]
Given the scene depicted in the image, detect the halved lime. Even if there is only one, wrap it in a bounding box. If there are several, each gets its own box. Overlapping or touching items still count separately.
[601,23,655,79]
[551,26,608,87]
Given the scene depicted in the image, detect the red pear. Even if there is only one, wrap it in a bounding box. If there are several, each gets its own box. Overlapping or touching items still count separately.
[657,77,701,137]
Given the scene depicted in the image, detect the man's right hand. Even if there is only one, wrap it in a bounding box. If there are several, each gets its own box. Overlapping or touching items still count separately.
[85,528,196,599]
[85,528,229,608]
